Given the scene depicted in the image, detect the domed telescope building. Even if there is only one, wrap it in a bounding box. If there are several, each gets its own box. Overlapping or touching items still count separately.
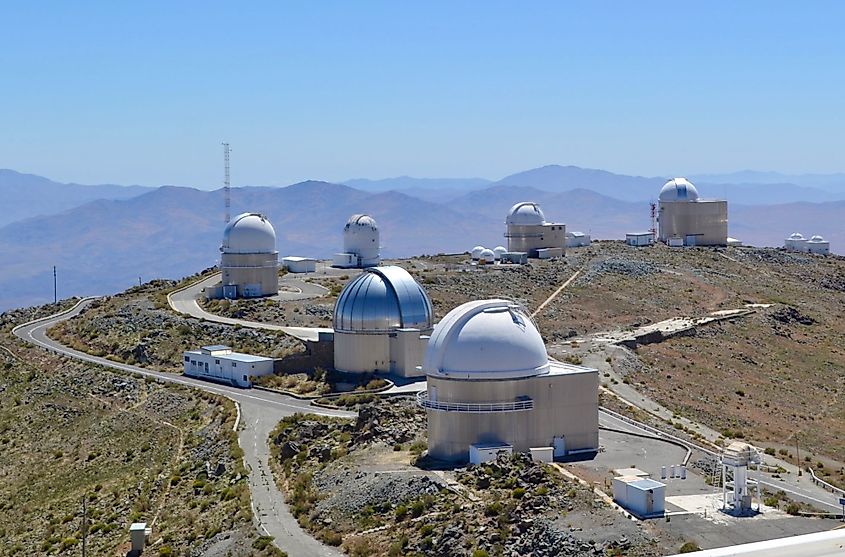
[418,299,599,463]
[207,213,279,299]
[333,265,433,377]
[505,202,566,258]
[333,214,381,268]
[658,178,728,247]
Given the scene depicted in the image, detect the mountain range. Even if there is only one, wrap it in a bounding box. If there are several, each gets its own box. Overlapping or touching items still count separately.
[0,164,843,311]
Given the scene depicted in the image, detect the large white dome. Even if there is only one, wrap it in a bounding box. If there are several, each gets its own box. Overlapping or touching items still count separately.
[423,299,550,380]
[659,178,700,202]
[221,213,277,254]
[506,202,546,226]
[343,213,380,265]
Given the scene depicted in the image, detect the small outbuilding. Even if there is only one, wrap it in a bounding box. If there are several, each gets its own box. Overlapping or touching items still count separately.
[183,345,274,388]
[565,231,591,248]
[626,232,653,247]
[612,476,666,518]
[282,256,317,273]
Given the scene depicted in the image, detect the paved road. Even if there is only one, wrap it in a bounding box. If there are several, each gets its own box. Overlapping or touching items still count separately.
[12,299,350,557]
[168,274,332,342]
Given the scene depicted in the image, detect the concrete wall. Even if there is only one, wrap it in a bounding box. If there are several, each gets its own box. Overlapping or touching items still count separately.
[220,252,279,297]
[334,332,391,373]
[506,223,566,256]
[426,370,599,462]
[658,201,728,246]
[334,329,429,376]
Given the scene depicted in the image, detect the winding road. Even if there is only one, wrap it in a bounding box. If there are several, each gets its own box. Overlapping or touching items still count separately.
[168,273,333,342]
[12,299,350,557]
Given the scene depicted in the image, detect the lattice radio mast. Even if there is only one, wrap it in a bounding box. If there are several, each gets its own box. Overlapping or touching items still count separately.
[222,142,231,223]
[650,201,657,240]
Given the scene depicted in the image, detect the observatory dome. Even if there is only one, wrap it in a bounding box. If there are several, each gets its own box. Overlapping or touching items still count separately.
[471,246,485,260]
[506,202,546,226]
[221,213,277,254]
[343,214,380,265]
[659,178,700,202]
[493,246,507,260]
[333,265,433,333]
[479,248,495,262]
[789,232,805,240]
[423,299,550,380]
[809,234,826,242]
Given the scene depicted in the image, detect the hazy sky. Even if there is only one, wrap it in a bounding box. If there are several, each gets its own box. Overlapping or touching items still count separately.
[3,2,844,188]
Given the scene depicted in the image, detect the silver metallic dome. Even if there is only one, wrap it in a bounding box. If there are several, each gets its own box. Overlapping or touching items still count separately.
[333,265,434,333]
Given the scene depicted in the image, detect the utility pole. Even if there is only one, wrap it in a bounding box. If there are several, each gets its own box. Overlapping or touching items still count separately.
[81,494,88,557]
[53,266,57,304]
[795,435,802,477]
[138,276,142,288]
[222,142,231,224]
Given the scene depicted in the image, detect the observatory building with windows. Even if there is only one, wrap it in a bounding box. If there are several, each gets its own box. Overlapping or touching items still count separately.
[333,214,381,268]
[657,178,728,247]
[206,213,279,299]
[505,202,566,258]
[332,265,433,377]
[418,299,599,463]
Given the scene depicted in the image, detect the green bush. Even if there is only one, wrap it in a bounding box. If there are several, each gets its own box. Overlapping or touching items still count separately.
[679,541,700,553]
[512,487,526,499]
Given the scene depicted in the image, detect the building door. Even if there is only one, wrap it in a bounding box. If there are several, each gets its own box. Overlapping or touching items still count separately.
[430,386,437,402]
[646,490,654,514]
[685,235,697,247]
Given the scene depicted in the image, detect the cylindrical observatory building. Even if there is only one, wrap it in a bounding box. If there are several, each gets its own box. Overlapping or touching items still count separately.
[217,212,279,298]
[333,265,433,377]
[658,178,728,246]
[505,202,566,258]
[333,214,381,268]
[419,299,599,463]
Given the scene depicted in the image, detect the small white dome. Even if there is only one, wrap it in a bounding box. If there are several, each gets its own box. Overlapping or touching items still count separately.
[659,178,700,202]
[423,299,550,380]
[493,246,507,259]
[222,213,277,254]
[471,246,485,260]
[506,202,546,226]
[789,232,805,240]
[809,235,826,242]
[345,214,378,231]
[478,248,495,263]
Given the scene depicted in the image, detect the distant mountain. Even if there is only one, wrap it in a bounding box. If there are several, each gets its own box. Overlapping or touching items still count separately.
[691,171,845,193]
[730,201,845,251]
[0,169,152,226]
[0,181,490,310]
[695,182,843,204]
[342,176,491,202]
[494,165,669,202]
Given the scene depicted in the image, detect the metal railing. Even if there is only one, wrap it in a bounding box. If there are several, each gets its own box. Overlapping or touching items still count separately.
[416,391,534,413]
[807,465,845,497]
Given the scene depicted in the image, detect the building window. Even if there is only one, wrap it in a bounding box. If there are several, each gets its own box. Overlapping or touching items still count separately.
[184,356,189,362]
[215,359,220,364]
[232,362,237,368]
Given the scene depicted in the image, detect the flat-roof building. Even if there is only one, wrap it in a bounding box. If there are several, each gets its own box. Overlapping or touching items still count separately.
[183,345,274,388]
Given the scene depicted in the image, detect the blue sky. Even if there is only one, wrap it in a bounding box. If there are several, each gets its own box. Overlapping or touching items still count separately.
[2,1,844,188]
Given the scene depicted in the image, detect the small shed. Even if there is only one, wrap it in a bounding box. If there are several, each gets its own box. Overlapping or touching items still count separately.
[537,247,564,259]
[283,256,317,273]
[130,523,151,553]
[626,232,653,247]
[565,231,591,248]
[469,442,513,465]
[500,252,528,265]
[612,476,665,518]
[183,345,274,388]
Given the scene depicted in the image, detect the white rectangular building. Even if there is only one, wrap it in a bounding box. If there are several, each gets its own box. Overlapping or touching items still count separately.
[282,256,317,273]
[626,232,653,247]
[565,231,591,248]
[183,345,274,388]
[612,476,665,518]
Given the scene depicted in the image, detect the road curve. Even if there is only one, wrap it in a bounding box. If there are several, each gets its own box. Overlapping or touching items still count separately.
[12,299,350,557]
[168,273,332,342]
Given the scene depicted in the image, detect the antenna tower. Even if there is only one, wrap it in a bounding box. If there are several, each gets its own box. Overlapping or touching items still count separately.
[649,201,657,240]
[222,142,231,223]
